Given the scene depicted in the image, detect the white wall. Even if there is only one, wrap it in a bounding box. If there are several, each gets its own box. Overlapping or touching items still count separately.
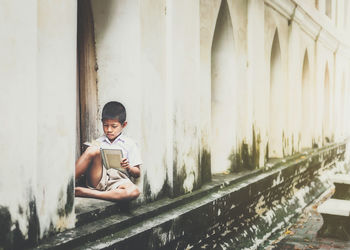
[0,0,38,241]
[211,0,237,173]
[248,0,266,167]
[3,0,350,245]
[0,0,77,244]
[37,0,77,236]
[169,0,201,193]
[89,0,350,198]
[264,6,289,158]
[91,0,172,198]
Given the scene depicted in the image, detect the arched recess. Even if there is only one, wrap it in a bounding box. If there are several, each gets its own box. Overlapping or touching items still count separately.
[269,30,284,158]
[301,50,312,149]
[326,0,332,18]
[323,63,331,144]
[340,73,346,137]
[211,0,237,173]
[344,75,350,137]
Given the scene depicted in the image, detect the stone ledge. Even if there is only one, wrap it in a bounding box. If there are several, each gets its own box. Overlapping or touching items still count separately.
[32,142,347,249]
[74,141,346,227]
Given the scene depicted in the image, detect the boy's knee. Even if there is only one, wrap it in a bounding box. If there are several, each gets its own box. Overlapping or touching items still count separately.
[86,146,100,158]
[129,186,140,200]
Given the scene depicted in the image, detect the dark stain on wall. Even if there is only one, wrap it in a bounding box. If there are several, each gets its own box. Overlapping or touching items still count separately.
[0,206,12,249]
[282,131,288,156]
[229,126,262,172]
[143,172,170,202]
[252,127,261,168]
[265,142,269,163]
[0,197,39,250]
[27,199,39,246]
[18,206,23,215]
[57,176,75,217]
[229,143,248,172]
[199,149,211,184]
[173,161,200,197]
[172,164,186,197]
[65,177,75,215]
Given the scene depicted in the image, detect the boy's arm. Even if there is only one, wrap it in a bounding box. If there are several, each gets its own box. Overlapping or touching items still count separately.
[121,158,140,178]
[127,165,140,178]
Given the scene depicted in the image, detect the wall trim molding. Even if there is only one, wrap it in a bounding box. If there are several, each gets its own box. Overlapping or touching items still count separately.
[265,0,350,56]
[293,6,320,40]
[265,0,296,20]
[318,28,339,52]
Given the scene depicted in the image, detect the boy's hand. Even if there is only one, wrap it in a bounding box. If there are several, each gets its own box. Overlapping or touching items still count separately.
[121,158,140,178]
[121,158,130,170]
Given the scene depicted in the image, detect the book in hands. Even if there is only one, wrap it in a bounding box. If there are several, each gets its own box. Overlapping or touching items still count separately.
[83,141,126,174]
[100,148,127,174]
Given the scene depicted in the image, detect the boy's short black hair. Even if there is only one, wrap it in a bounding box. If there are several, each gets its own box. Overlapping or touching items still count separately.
[101,101,126,124]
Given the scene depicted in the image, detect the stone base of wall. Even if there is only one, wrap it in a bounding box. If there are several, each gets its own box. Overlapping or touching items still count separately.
[35,142,348,249]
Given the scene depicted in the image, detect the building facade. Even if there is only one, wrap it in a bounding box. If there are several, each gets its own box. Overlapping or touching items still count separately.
[1,0,350,248]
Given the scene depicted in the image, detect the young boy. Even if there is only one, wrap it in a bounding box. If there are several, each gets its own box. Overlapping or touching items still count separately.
[75,101,141,201]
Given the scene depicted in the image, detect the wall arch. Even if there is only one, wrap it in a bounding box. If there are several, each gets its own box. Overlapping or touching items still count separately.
[323,63,331,144]
[326,0,332,18]
[301,50,312,149]
[340,72,346,137]
[211,0,237,173]
[269,29,284,158]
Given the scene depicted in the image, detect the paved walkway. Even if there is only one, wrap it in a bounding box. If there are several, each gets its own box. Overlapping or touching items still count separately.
[268,188,350,249]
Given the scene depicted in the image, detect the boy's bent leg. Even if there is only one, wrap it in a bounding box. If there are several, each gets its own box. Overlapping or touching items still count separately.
[75,182,140,201]
[75,146,103,187]
[114,182,140,200]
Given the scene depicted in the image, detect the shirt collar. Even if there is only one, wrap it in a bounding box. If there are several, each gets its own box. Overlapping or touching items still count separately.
[102,133,125,144]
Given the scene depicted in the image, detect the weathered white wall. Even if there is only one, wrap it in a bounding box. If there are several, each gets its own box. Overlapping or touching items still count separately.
[264,6,289,158]
[211,0,238,173]
[0,0,77,245]
[199,0,222,178]
[91,0,171,199]
[37,0,77,237]
[92,0,203,196]
[299,32,316,150]
[139,0,169,198]
[201,0,250,174]
[248,0,266,167]
[0,0,38,243]
[169,0,201,193]
[2,0,350,247]
[90,0,350,197]
[91,0,142,189]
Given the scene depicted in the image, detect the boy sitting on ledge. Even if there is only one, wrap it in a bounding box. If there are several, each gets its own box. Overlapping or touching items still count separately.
[75,101,141,201]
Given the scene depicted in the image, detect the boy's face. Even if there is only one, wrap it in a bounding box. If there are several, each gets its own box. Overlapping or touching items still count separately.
[102,119,127,142]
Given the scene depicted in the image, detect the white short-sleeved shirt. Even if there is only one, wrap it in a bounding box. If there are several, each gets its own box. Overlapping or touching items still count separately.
[95,133,142,167]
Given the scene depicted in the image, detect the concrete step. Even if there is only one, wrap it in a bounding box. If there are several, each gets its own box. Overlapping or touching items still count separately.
[31,147,337,250]
[317,198,350,216]
[330,174,350,200]
[317,198,350,240]
[330,174,350,185]
[35,194,205,249]
[33,172,258,250]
